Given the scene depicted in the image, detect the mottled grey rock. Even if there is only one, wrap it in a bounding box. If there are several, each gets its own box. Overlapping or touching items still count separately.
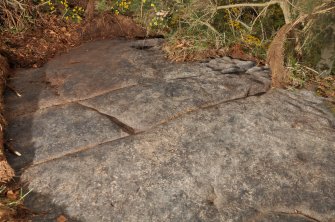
[255,212,317,222]
[160,63,212,80]
[232,59,256,70]
[79,74,268,131]
[246,66,263,74]
[131,38,164,49]
[4,39,335,222]
[207,58,257,74]
[5,68,65,120]
[21,90,335,222]
[207,60,237,71]
[221,67,243,74]
[6,103,128,169]
[220,56,233,62]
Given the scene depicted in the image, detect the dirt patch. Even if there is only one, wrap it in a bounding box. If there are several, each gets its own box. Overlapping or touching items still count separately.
[0,13,146,68]
[228,44,263,64]
[0,54,15,184]
[81,13,146,41]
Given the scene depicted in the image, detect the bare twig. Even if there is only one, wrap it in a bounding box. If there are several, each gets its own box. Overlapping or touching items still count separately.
[216,1,280,10]
[6,85,22,97]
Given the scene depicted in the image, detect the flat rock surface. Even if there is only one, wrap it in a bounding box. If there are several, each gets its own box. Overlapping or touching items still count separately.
[4,39,335,222]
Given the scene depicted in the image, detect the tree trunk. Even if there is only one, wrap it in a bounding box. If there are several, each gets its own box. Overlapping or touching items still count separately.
[216,0,294,24]
[278,0,292,24]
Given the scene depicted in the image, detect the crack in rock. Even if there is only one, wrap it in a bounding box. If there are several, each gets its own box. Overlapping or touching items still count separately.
[77,102,138,135]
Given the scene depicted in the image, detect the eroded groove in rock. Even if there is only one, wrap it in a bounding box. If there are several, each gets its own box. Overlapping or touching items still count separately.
[6,83,139,121]
[29,136,130,168]
[269,211,321,222]
[77,102,138,135]
[6,103,129,170]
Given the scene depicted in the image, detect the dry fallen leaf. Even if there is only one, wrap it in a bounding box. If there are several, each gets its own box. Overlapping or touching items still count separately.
[6,190,18,200]
[57,215,67,222]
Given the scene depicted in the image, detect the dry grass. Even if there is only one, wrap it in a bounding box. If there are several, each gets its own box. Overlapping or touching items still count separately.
[0,0,32,31]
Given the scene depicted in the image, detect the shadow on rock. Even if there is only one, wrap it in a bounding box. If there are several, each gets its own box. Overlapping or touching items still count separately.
[4,67,80,221]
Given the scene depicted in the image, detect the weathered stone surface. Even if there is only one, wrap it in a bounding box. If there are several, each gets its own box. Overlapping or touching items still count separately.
[4,39,334,221]
[232,59,256,70]
[21,90,335,222]
[5,68,65,120]
[5,39,270,118]
[80,74,269,131]
[255,212,318,222]
[246,66,263,74]
[207,57,257,74]
[220,67,243,74]
[44,41,142,101]
[5,40,167,118]
[131,38,164,49]
[207,60,237,71]
[6,103,128,169]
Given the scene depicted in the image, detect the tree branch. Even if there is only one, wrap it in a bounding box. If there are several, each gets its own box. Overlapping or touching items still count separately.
[216,1,280,10]
[216,0,292,24]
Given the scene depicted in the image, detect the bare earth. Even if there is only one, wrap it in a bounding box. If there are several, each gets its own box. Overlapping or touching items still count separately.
[4,39,335,221]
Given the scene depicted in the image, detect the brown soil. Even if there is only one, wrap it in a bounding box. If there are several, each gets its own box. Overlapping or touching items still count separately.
[228,44,263,64]
[0,55,15,184]
[0,13,146,68]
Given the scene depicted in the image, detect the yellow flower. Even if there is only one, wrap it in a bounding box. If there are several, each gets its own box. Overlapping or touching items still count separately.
[151,3,155,7]
[243,34,261,46]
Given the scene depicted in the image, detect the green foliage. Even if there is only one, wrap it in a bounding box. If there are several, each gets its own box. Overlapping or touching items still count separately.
[39,0,85,22]
[284,2,335,78]
[132,0,287,60]
[301,13,335,74]
[96,0,131,15]
[128,0,172,33]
